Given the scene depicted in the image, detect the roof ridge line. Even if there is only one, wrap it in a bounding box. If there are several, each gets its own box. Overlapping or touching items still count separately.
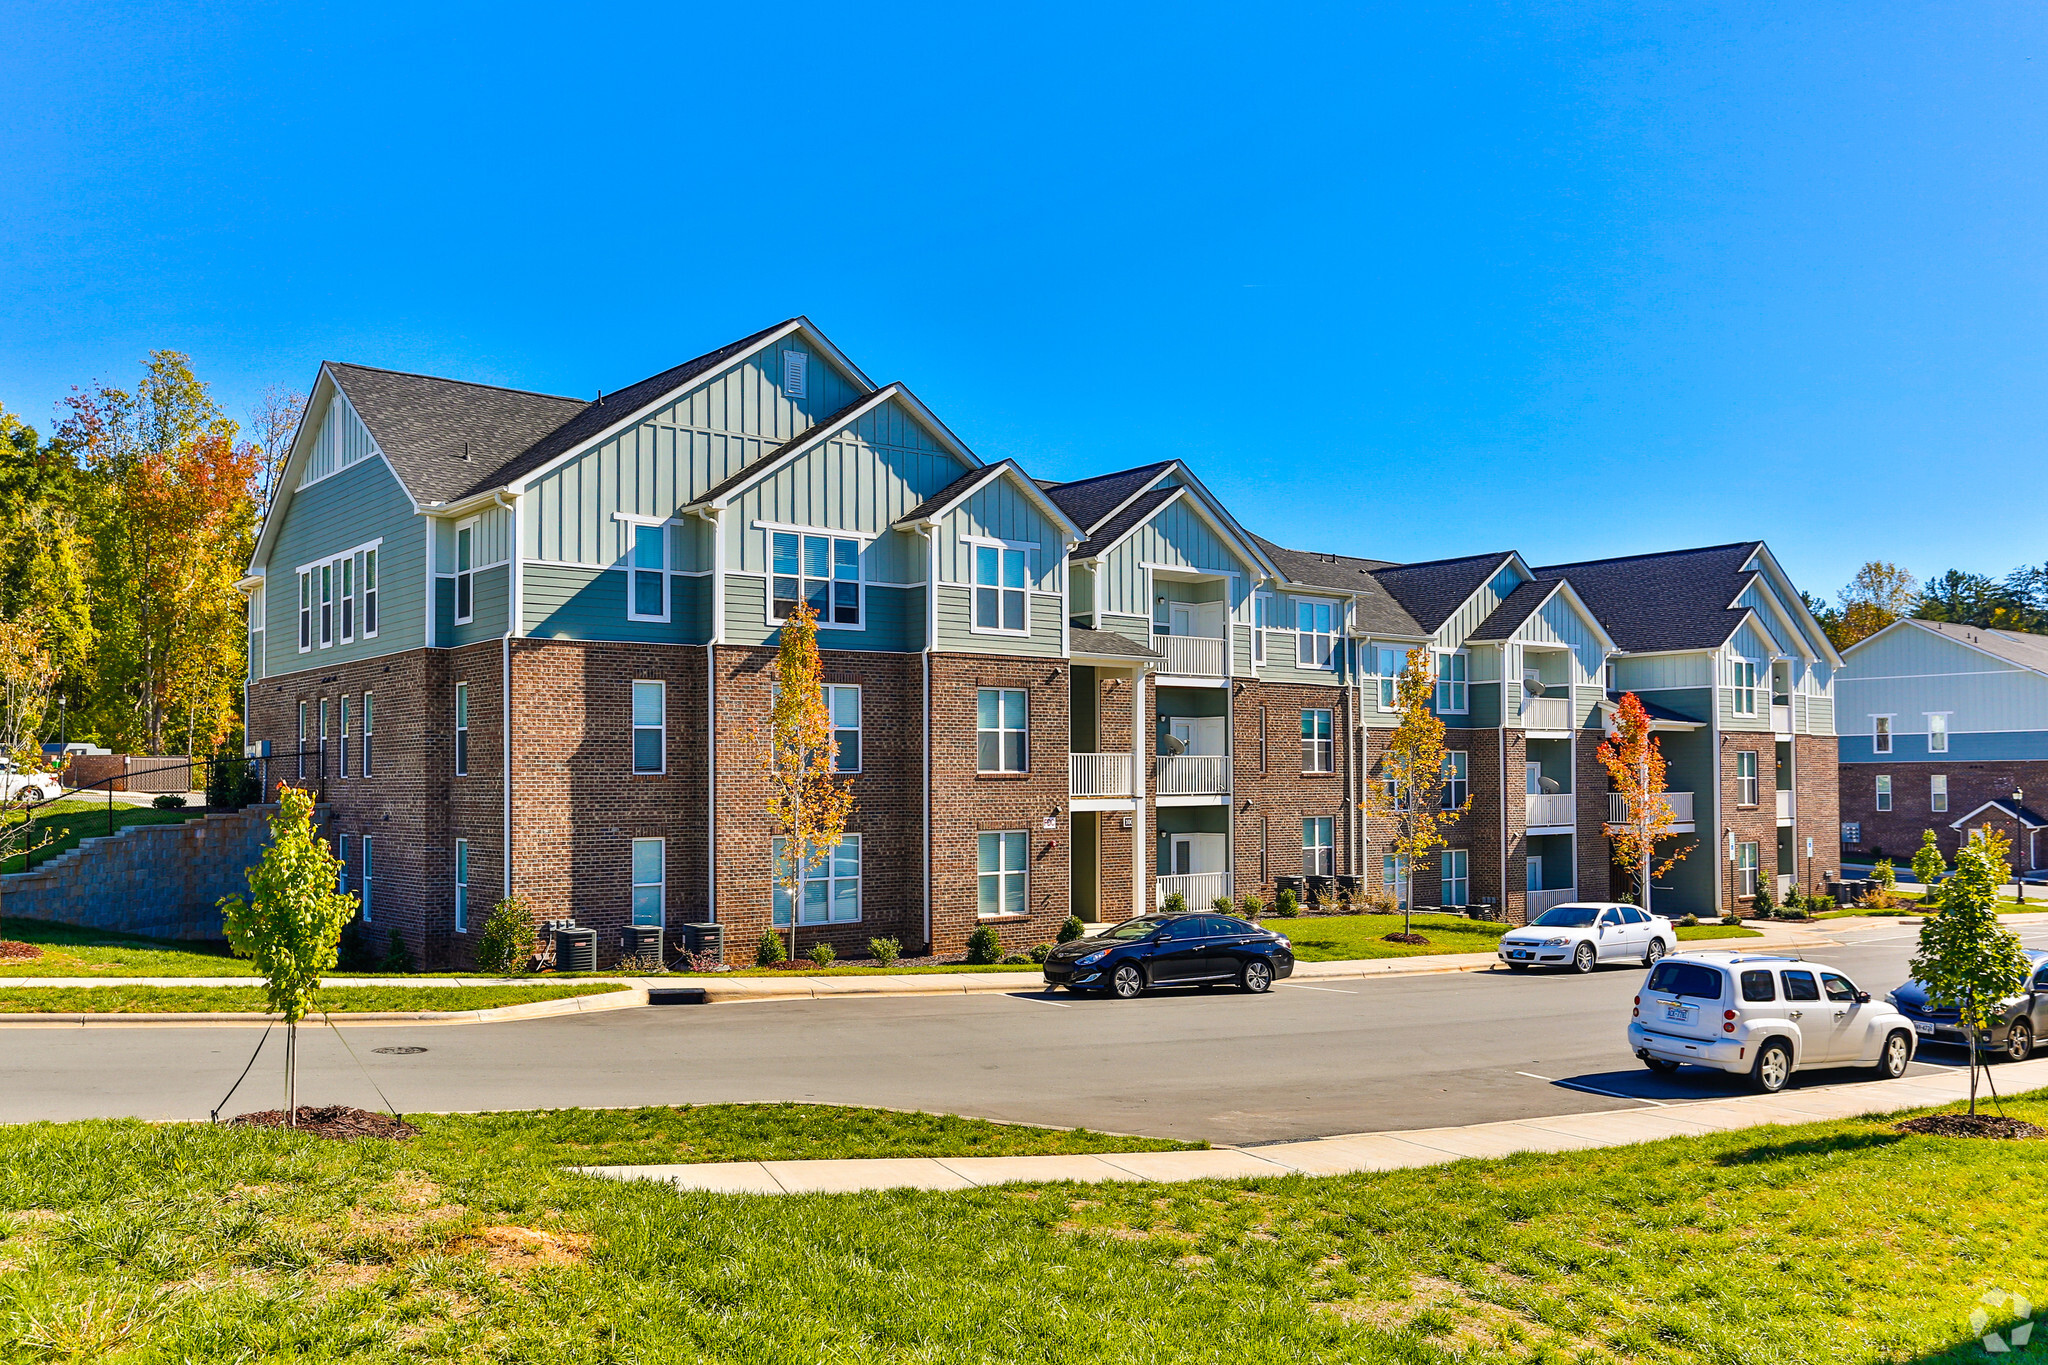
[327,360,587,405]
[1372,550,1519,573]
[1535,540,1762,573]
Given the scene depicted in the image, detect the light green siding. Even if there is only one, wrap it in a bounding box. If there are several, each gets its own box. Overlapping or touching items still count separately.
[297,388,381,488]
[934,585,1064,658]
[437,564,510,647]
[937,475,1067,593]
[722,575,924,653]
[433,504,513,569]
[1092,495,1256,619]
[1838,623,2048,738]
[1098,614,1151,652]
[262,453,425,676]
[1435,560,1524,649]
[522,564,711,644]
[1612,653,1714,692]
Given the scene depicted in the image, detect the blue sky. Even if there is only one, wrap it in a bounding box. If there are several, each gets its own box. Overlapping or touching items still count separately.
[2,1,2042,597]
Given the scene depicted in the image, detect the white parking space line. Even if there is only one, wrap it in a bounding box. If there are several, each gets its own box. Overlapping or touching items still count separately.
[1280,983,1358,995]
[1002,993,1072,1008]
[1516,1071,1669,1107]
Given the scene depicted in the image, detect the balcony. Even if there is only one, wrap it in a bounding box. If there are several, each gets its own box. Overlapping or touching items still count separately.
[1527,886,1580,918]
[1776,789,1793,820]
[1157,753,1230,797]
[1525,793,1576,828]
[1771,702,1792,732]
[1070,753,1134,800]
[1605,791,1695,826]
[1521,696,1569,730]
[1157,872,1229,910]
[1152,633,1226,678]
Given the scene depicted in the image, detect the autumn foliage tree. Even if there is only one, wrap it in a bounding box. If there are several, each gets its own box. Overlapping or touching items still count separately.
[1826,561,1918,650]
[1362,648,1469,940]
[1597,692,1694,913]
[0,623,61,916]
[760,602,856,961]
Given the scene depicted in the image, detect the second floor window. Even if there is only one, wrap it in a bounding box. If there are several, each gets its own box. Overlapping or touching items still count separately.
[978,688,1027,772]
[1736,751,1758,806]
[1873,716,1892,753]
[297,702,307,778]
[1435,652,1468,713]
[1876,775,1891,811]
[1301,709,1333,772]
[974,544,1028,633]
[632,681,665,774]
[1731,659,1757,715]
[363,548,379,637]
[455,522,474,624]
[630,524,667,620]
[455,682,470,776]
[1296,600,1335,669]
[361,691,374,777]
[339,696,351,778]
[1927,713,1949,753]
[1377,647,1402,708]
[1442,751,1468,808]
[773,530,860,626]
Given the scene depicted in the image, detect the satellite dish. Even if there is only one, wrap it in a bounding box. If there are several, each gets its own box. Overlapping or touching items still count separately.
[1161,733,1188,756]
[1523,677,1546,697]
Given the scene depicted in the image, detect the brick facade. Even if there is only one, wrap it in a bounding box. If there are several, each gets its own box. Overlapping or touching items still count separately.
[1790,735,1842,895]
[1233,680,1354,897]
[1841,757,2048,871]
[1717,733,1777,911]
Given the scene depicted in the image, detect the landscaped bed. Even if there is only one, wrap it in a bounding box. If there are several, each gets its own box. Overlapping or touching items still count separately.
[0,983,631,1014]
[0,1093,2042,1361]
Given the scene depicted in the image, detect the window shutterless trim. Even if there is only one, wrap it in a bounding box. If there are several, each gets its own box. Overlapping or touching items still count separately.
[631,679,666,775]
[454,517,477,625]
[968,540,1033,637]
[454,681,470,777]
[454,838,469,933]
[766,526,865,630]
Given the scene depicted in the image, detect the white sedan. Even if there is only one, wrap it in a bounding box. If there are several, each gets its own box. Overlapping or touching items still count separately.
[1498,902,1676,973]
[0,760,62,805]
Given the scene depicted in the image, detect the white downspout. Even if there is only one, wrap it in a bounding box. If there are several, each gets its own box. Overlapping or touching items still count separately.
[705,507,726,925]
[923,524,939,950]
[495,490,518,904]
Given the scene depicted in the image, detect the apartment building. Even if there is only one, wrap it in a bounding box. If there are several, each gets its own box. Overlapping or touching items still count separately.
[241,318,1842,967]
[1836,619,2048,872]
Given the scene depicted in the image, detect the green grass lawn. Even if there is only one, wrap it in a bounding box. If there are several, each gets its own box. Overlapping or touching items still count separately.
[1263,912,1509,960]
[0,983,630,1013]
[2,1093,2044,1362]
[1,797,208,873]
[0,920,260,978]
[1675,924,1763,941]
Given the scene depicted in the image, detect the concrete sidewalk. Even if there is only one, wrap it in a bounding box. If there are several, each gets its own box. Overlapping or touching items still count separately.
[581,1055,2048,1195]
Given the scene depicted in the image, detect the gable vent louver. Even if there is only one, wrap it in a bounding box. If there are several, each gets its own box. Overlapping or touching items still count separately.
[781,349,808,400]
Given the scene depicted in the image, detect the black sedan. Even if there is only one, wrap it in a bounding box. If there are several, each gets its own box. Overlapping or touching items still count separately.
[1888,949,2048,1061]
[1041,914,1295,998]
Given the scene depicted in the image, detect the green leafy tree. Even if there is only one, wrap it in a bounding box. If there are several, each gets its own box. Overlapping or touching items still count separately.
[1909,829,2032,1115]
[217,785,356,1122]
[1910,830,1947,906]
[1362,648,1470,938]
[0,623,60,916]
[1871,858,1898,906]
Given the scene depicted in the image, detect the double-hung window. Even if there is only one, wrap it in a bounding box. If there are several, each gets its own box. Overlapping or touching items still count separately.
[772,530,861,627]
[338,696,351,778]
[298,571,312,651]
[1435,652,1468,713]
[1377,647,1402,708]
[827,685,861,773]
[319,564,333,646]
[360,836,374,923]
[1303,818,1334,876]
[1442,751,1469,809]
[973,543,1028,633]
[1873,716,1892,753]
[632,838,665,927]
[1441,849,1469,908]
[319,699,329,774]
[336,836,349,894]
[1731,659,1757,715]
[1296,600,1335,669]
[1252,593,1273,665]
[454,520,474,624]
[1736,841,1759,898]
[455,682,470,777]
[339,556,354,642]
[296,702,308,779]
[1300,709,1333,773]
[361,692,374,777]
[1927,713,1949,753]
[454,839,469,933]
[1382,853,1409,909]
[629,523,667,621]
[977,688,1027,772]
[773,835,861,926]
[363,548,378,637]
[978,831,1028,917]
[1736,751,1758,806]
[1875,775,1891,812]
[1931,774,1948,813]
[632,681,665,774]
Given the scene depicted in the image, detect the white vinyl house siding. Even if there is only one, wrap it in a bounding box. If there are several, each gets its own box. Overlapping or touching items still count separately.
[262,454,424,676]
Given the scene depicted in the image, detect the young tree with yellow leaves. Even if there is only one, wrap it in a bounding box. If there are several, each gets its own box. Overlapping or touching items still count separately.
[1597,692,1694,913]
[761,602,856,962]
[1362,648,1469,941]
[0,623,61,922]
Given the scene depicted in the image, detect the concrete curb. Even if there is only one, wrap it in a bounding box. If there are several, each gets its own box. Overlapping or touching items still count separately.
[0,985,646,1027]
[578,1055,2048,1195]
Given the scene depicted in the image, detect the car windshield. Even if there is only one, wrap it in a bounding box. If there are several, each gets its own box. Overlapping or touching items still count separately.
[1647,961,1724,1000]
[1530,906,1600,928]
[1101,919,1163,941]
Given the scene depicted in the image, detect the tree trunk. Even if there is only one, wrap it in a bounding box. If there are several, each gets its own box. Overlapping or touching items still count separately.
[1968,1023,1979,1117]
[285,1020,297,1125]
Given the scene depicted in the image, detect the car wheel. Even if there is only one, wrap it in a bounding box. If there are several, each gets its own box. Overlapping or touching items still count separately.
[1241,960,1272,994]
[2001,1019,2033,1063]
[1644,938,1667,967]
[1111,964,1145,1000]
[1752,1039,1793,1093]
[1572,943,1596,974]
[19,788,43,806]
[1643,1056,1680,1074]
[1873,1029,1913,1079]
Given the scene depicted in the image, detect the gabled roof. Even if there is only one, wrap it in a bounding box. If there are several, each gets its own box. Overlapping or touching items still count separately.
[1854,619,2048,678]
[1368,552,1521,634]
[1070,626,1163,661]
[689,390,892,509]
[1533,542,1764,654]
[892,458,1084,540]
[1467,578,1619,653]
[325,363,587,507]
[1248,534,1424,638]
[1950,799,2048,831]
[1042,463,1174,533]
[1073,485,1179,559]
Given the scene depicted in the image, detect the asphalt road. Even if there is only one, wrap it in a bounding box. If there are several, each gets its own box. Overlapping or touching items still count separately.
[8,917,2046,1144]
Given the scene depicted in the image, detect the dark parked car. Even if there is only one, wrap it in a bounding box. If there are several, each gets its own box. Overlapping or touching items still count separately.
[1888,949,2048,1061]
[1041,914,1295,998]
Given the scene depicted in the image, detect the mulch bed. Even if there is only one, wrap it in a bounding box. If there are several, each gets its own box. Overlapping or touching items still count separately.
[0,941,43,962]
[1381,933,1432,946]
[1894,1113,2045,1140]
[228,1105,419,1141]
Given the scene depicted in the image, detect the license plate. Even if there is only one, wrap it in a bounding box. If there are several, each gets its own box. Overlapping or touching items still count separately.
[1509,950,1530,960]
[1914,1021,1936,1036]
[1663,1002,1694,1024]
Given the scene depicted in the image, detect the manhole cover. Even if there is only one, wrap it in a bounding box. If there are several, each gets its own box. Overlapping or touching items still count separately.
[372,1046,428,1055]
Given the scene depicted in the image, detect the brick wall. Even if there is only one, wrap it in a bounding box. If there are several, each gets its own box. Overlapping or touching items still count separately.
[1791,735,1841,895]
[1576,734,1615,903]
[1091,669,1139,921]
[1841,757,2048,870]
[1234,680,1353,898]
[1719,733,1777,910]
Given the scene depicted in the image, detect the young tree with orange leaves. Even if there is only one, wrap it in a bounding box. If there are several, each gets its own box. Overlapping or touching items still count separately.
[1598,692,1694,913]
[761,602,856,962]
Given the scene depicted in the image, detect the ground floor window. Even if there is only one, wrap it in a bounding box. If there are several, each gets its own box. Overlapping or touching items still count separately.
[632,837,665,928]
[361,836,374,923]
[1737,841,1759,898]
[1875,774,1891,811]
[1930,774,1948,813]
[336,835,349,894]
[454,839,469,933]
[1303,818,1334,876]
[1441,849,1468,907]
[978,830,1028,917]
[773,835,861,926]
[1382,854,1409,910]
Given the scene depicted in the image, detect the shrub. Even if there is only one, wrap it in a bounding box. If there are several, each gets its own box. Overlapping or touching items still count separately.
[1001,952,1031,965]
[1239,892,1264,919]
[1678,913,1699,928]
[755,931,787,966]
[335,920,376,971]
[804,941,836,966]
[965,925,1002,965]
[1810,894,1837,913]
[615,953,661,973]
[1056,916,1086,944]
[1779,906,1810,922]
[1029,942,1054,963]
[380,928,413,974]
[1212,895,1236,912]
[152,793,187,810]
[1362,891,1398,915]
[1311,887,1337,912]
[1272,887,1299,917]
[1161,892,1188,913]
[868,936,901,968]
[1751,883,1775,917]
[1783,884,1804,909]
[1719,912,1744,927]
[475,896,534,975]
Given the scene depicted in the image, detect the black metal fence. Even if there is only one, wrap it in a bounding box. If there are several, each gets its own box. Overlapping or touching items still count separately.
[23,749,332,842]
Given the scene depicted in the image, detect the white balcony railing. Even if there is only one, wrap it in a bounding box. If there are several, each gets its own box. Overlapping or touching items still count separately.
[1152,633,1226,678]
[1525,793,1576,827]
[1157,753,1230,796]
[1771,703,1792,732]
[1157,872,1229,911]
[1776,789,1793,819]
[1527,886,1580,918]
[1605,791,1695,825]
[1521,696,1569,729]
[1069,753,1133,799]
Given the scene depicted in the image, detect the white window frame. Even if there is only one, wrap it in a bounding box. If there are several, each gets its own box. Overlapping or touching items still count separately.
[361,834,374,923]
[1295,598,1336,670]
[454,839,469,933]
[337,835,349,895]
[1252,592,1274,665]
[1926,712,1950,754]
[1736,750,1758,807]
[1875,774,1892,812]
[339,555,354,643]
[978,830,1030,918]
[297,571,311,653]
[827,684,861,774]
[773,834,862,927]
[319,562,333,647]
[1931,773,1948,813]
[455,681,470,777]
[632,837,666,929]
[296,701,308,779]
[1736,841,1759,898]
[1442,750,1469,809]
[1303,817,1335,877]
[1382,852,1409,909]
[454,517,476,626]
[361,691,374,777]
[363,547,379,638]
[632,680,665,775]
[768,527,864,629]
[1442,848,1469,908]
[1435,650,1469,714]
[625,520,670,623]
[319,699,329,773]
[1376,646,1403,710]
[977,687,1029,774]
[338,695,351,779]
[781,348,808,399]
[968,538,1032,636]
[1872,715,1893,754]
[1730,658,1758,715]
[1301,708,1333,773]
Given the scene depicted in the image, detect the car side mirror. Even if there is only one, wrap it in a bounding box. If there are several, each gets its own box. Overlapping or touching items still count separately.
[1856,991,1871,1004]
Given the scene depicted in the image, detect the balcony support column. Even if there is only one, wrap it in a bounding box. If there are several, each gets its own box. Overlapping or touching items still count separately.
[1131,666,1148,920]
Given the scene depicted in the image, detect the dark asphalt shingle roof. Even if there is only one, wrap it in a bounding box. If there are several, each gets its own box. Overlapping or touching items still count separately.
[1070,626,1163,660]
[1534,542,1763,653]
[1367,553,1519,633]
[1897,620,2048,677]
[1468,579,1561,641]
[1043,463,1172,533]
[324,363,588,507]
[1248,534,1424,638]
[1073,485,1179,559]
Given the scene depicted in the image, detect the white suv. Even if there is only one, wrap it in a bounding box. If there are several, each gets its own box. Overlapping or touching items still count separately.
[1498,902,1676,973]
[1627,951,1917,1093]
[0,760,59,805]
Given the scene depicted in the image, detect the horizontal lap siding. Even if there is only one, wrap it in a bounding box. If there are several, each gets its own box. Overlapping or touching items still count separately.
[438,565,510,647]
[264,455,425,673]
[721,577,923,653]
[522,563,711,644]
[933,585,1063,657]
